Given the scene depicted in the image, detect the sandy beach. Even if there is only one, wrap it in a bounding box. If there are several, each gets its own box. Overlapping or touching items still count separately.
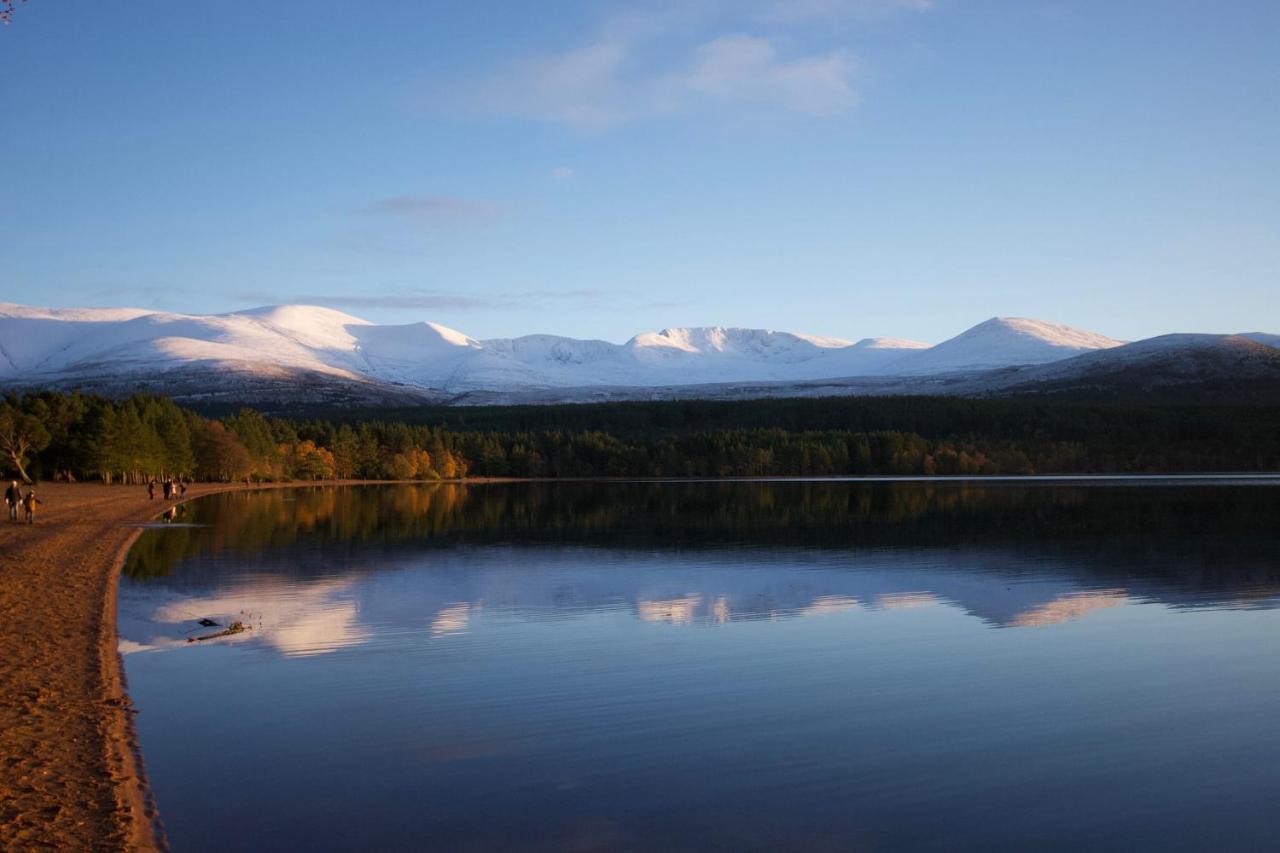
[0,483,233,849]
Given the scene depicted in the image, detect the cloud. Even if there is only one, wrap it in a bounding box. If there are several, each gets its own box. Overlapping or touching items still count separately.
[550,165,574,180]
[675,34,856,116]
[233,287,656,314]
[754,0,935,24]
[462,35,857,125]
[366,194,502,222]
[441,0,931,128]
[239,292,499,311]
[467,41,631,128]
[80,284,184,309]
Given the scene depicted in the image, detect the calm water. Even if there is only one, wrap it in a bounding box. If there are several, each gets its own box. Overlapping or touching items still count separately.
[119,480,1280,852]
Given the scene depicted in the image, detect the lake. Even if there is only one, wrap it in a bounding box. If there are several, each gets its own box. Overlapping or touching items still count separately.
[119,479,1280,852]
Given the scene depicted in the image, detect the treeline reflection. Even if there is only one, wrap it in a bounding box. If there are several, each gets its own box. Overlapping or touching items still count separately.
[125,481,1280,588]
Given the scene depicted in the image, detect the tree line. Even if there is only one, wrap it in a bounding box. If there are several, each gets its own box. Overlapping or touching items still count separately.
[1,392,467,484]
[3,390,1278,484]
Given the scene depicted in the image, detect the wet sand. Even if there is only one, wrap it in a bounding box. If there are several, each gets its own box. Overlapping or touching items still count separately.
[0,480,433,851]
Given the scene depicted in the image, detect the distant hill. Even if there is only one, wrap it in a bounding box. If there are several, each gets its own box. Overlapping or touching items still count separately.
[983,334,1280,403]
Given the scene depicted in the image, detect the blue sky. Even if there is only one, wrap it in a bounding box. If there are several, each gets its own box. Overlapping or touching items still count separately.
[2,0,1277,343]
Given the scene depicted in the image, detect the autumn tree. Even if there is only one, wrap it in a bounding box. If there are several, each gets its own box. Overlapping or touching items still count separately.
[284,440,336,480]
[384,452,416,481]
[194,422,253,481]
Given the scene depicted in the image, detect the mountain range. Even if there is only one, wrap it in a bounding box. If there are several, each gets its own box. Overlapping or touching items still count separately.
[1,303,1277,408]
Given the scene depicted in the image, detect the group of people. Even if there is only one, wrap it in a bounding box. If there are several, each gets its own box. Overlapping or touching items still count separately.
[147,477,188,501]
[2,474,194,527]
[5,480,40,524]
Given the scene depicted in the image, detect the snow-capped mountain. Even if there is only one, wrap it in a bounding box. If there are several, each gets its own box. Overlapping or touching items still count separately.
[882,317,1123,374]
[0,302,1272,407]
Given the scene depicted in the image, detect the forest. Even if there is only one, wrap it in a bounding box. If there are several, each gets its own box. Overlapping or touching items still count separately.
[2,390,1278,483]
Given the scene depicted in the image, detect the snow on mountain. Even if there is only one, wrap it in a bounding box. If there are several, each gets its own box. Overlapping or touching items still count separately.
[627,327,851,358]
[350,322,482,387]
[459,335,636,389]
[880,317,1124,375]
[0,303,377,384]
[12,303,1252,405]
[0,305,936,394]
[614,327,928,385]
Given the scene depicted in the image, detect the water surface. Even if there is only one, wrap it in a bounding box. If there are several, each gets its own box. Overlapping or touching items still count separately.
[120,480,1280,851]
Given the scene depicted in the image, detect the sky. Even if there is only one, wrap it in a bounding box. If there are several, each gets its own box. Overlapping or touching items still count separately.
[2,0,1277,344]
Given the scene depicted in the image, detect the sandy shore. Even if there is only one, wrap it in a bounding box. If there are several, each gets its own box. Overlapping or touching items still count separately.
[0,480,428,851]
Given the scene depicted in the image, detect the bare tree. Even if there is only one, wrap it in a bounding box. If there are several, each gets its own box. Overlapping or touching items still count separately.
[0,405,50,483]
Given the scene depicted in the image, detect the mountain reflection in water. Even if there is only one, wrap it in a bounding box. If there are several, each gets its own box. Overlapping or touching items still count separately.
[121,481,1280,658]
[117,481,1280,853]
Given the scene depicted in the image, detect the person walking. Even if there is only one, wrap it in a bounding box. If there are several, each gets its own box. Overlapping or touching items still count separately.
[148,480,156,500]
[162,478,173,501]
[178,479,187,498]
[5,481,19,521]
[21,490,41,524]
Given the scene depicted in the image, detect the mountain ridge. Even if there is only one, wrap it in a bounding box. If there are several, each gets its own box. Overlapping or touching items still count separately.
[0,303,1275,407]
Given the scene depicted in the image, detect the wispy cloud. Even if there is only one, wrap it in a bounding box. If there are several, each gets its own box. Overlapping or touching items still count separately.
[465,42,631,128]
[234,288,690,316]
[236,289,501,312]
[676,34,856,116]
[550,165,575,180]
[366,194,502,222]
[439,0,931,128]
[460,35,857,126]
[82,284,180,305]
[260,292,498,311]
[753,0,935,24]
